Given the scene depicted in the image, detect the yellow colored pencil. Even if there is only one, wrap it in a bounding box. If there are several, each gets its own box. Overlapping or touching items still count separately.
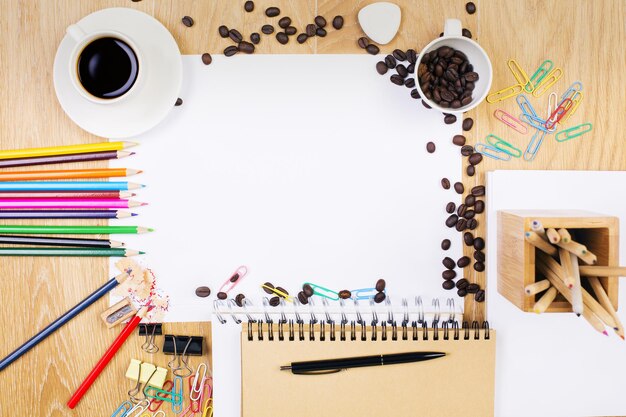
[0,141,137,160]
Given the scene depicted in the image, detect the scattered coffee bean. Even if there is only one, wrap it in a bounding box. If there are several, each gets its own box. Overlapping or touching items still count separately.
[393,49,407,61]
[175,98,183,106]
[407,63,415,73]
[466,2,476,14]
[404,78,416,88]
[217,291,228,300]
[442,270,457,280]
[445,214,459,228]
[376,61,388,75]
[297,33,308,44]
[269,296,281,306]
[467,218,478,229]
[457,288,468,297]
[244,0,254,12]
[473,237,485,250]
[457,203,467,217]
[276,32,289,44]
[422,100,432,109]
[407,49,417,64]
[474,250,485,262]
[338,290,352,299]
[276,286,289,297]
[474,200,485,213]
[443,256,456,269]
[466,283,479,294]
[467,165,475,176]
[443,280,455,290]
[201,53,212,65]
[238,41,255,54]
[441,239,451,250]
[464,232,474,246]
[410,89,420,99]
[195,286,211,297]
[390,74,404,85]
[263,282,275,294]
[374,292,386,303]
[444,114,457,124]
[456,278,469,289]
[462,118,474,131]
[462,28,472,39]
[474,261,485,272]
[457,256,471,268]
[454,182,464,194]
[464,194,475,207]
[332,16,344,29]
[366,44,380,55]
[456,218,468,231]
[357,37,369,49]
[452,135,466,146]
[385,55,396,68]
[286,26,298,35]
[314,15,327,27]
[261,24,274,34]
[265,6,280,17]
[278,16,291,28]
[235,293,246,307]
[471,185,485,196]
[316,27,327,37]
[306,24,317,37]
[441,177,451,189]
[182,16,194,27]
[475,289,485,302]
[250,33,261,44]
[446,202,456,213]
[230,273,240,283]
[376,279,386,292]
[464,210,475,219]
[224,45,238,56]
[461,145,474,156]
[218,25,229,38]
[298,291,309,304]
[468,152,483,166]
[426,142,436,153]
[395,64,408,78]
[303,283,314,297]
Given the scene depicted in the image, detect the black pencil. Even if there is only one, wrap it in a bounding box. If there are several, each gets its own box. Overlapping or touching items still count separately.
[0,235,124,248]
[0,210,135,219]
[0,150,134,168]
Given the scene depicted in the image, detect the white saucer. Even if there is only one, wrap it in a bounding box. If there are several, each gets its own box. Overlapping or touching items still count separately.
[53,8,182,139]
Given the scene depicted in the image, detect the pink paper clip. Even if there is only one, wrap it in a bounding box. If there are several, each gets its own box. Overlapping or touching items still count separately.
[545,98,572,130]
[217,265,248,297]
[493,109,528,134]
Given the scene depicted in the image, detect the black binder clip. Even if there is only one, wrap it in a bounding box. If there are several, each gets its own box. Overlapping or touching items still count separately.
[163,335,203,356]
[138,323,162,336]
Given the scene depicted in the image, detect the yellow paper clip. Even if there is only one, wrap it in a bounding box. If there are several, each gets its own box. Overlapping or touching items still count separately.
[203,398,214,417]
[507,59,530,89]
[261,284,293,302]
[486,84,524,103]
[555,123,592,142]
[486,134,522,158]
[563,91,583,122]
[524,60,554,92]
[532,67,563,97]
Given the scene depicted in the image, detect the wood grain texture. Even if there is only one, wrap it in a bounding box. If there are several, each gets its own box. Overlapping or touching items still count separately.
[0,0,624,415]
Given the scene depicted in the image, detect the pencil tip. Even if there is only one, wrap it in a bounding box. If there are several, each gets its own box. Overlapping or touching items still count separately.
[620,335,625,340]
[130,152,136,156]
[576,313,581,317]
[148,228,154,232]
[131,213,138,216]
[139,251,146,255]
[568,284,573,289]
[603,331,609,336]
[140,202,148,206]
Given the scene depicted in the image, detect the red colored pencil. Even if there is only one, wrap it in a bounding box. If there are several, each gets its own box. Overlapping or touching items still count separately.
[0,191,135,199]
[67,307,148,409]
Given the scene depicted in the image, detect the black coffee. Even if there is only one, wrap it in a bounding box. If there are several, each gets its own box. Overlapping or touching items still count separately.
[77,37,138,99]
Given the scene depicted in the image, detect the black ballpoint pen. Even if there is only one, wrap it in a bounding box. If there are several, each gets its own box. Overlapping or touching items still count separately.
[280,351,446,375]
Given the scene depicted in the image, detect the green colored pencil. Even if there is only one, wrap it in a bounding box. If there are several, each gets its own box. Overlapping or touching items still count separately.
[0,248,143,257]
[0,226,152,234]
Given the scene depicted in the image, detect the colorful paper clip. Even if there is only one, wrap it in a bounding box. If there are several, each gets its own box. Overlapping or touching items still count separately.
[532,67,563,97]
[125,399,150,417]
[507,59,531,88]
[519,113,551,133]
[350,287,384,300]
[485,134,522,158]
[303,282,339,300]
[516,94,538,118]
[545,98,572,130]
[563,91,583,122]
[560,81,583,101]
[147,380,174,411]
[524,60,553,92]
[547,92,558,119]
[111,400,133,417]
[217,265,248,296]
[523,129,546,161]
[474,143,512,161]
[486,83,524,103]
[555,123,592,142]
[172,375,184,413]
[261,284,293,302]
[493,109,528,134]
[203,397,214,417]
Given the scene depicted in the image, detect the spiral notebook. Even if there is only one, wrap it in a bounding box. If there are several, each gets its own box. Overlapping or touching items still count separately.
[215,298,496,417]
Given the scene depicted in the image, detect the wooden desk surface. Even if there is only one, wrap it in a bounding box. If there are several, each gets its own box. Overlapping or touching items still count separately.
[1,0,624,415]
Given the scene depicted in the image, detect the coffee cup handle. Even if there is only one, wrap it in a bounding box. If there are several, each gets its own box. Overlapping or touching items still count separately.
[443,19,462,37]
[66,24,87,43]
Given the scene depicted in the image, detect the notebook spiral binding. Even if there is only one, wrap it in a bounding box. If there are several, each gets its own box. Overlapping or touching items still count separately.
[213,297,490,342]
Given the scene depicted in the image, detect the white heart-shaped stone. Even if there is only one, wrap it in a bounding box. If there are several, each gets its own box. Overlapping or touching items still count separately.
[357,2,401,45]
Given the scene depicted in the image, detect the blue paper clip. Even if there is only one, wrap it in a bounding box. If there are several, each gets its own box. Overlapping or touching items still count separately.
[560,81,583,101]
[111,400,133,417]
[474,143,512,161]
[555,123,592,142]
[485,134,522,158]
[523,129,546,161]
[519,113,551,133]
[524,60,553,92]
[350,288,385,300]
[516,94,538,118]
[172,375,184,414]
[303,282,339,300]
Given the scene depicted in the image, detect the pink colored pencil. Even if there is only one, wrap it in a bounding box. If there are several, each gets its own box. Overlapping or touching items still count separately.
[0,198,145,209]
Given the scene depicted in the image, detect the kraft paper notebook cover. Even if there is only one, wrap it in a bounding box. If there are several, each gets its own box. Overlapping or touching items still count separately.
[239,317,495,417]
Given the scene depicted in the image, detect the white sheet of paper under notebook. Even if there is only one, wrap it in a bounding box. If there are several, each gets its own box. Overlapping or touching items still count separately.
[487,170,626,417]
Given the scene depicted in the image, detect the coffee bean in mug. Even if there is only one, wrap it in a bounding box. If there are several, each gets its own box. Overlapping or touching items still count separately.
[217,291,228,300]
[457,256,471,268]
[303,283,314,297]
[442,280,455,290]
[426,142,436,153]
[338,290,351,299]
[445,214,458,228]
[442,269,456,280]
[235,293,246,307]
[269,296,281,306]
[442,256,456,269]
[441,177,451,189]
[446,202,456,213]
[441,239,451,250]
[195,286,211,298]
[298,291,309,304]
[375,279,386,292]
[454,182,464,194]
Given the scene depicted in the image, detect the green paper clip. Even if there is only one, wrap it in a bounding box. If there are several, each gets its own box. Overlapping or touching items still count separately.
[303,282,339,300]
[144,385,182,404]
[486,134,522,158]
[524,60,553,92]
[555,123,592,142]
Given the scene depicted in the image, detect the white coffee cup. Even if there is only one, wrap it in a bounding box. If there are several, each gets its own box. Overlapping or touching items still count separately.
[415,19,492,113]
[66,23,144,104]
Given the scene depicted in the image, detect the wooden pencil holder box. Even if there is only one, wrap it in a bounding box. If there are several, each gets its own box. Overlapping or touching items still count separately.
[497,210,619,313]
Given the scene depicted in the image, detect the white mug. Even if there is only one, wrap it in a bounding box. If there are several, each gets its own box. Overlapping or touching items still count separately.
[415,19,492,113]
[66,24,144,104]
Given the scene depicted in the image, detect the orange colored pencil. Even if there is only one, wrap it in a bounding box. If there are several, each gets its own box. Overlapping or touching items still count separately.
[0,168,141,181]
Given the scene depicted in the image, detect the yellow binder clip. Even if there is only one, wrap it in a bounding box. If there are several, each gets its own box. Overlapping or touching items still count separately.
[507,59,530,89]
[486,84,524,103]
[532,67,563,97]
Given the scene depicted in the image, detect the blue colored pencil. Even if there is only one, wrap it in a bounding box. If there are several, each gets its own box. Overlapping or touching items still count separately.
[0,182,143,192]
[0,273,128,372]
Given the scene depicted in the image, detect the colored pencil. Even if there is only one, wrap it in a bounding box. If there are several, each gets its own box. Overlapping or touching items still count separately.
[0,210,135,219]
[0,225,152,234]
[0,168,141,181]
[0,191,134,199]
[588,277,625,340]
[579,266,626,277]
[0,235,124,248]
[524,279,551,296]
[0,181,143,191]
[67,307,147,409]
[0,273,129,372]
[0,198,146,209]
[569,254,584,315]
[532,286,557,313]
[0,248,141,256]
[524,231,558,256]
[0,150,133,168]
[0,141,136,160]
